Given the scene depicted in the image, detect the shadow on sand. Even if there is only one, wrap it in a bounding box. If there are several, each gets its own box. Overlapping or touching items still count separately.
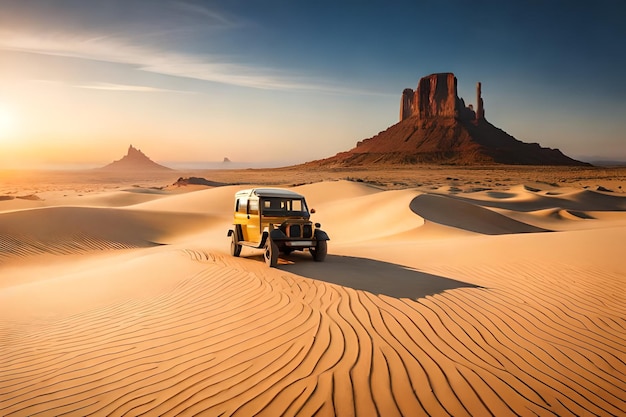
[276,253,478,299]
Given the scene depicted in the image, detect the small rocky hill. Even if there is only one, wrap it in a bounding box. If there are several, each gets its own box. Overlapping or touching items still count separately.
[306,73,588,167]
[100,145,172,171]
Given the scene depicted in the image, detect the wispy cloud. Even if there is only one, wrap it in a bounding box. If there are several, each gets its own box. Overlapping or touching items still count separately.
[0,0,385,95]
[74,82,193,94]
[171,1,238,27]
[0,29,336,92]
[0,27,379,95]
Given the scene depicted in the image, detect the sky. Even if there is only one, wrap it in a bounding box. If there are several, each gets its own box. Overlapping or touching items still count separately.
[0,0,624,169]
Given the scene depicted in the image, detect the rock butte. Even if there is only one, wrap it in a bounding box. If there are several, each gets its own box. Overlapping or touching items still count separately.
[307,73,588,167]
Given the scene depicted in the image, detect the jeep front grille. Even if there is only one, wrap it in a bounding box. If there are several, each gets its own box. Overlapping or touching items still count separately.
[287,224,313,238]
[288,224,301,238]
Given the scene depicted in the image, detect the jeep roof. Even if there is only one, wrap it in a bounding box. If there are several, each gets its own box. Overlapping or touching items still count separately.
[235,188,305,199]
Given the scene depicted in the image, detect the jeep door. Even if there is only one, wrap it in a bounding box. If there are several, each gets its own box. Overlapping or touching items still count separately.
[245,198,261,243]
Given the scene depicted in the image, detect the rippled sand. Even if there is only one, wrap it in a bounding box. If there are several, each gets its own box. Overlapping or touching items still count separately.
[1,167,625,416]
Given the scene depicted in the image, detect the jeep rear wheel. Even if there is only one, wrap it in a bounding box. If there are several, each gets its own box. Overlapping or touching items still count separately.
[264,238,279,267]
[310,240,327,262]
[230,233,242,257]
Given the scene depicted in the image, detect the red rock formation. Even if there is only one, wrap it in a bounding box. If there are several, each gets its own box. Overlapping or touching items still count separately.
[416,73,458,119]
[401,73,465,122]
[400,88,415,120]
[304,73,588,167]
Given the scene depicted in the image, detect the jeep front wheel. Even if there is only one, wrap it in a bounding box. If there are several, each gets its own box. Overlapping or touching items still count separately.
[230,233,242,257]
[264,238,279,267]
[310,240,327,262]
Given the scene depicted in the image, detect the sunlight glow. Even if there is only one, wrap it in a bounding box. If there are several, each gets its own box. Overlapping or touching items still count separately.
[0,103,16,139]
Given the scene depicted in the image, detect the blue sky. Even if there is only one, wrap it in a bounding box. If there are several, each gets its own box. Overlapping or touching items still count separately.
[0,0,624,168]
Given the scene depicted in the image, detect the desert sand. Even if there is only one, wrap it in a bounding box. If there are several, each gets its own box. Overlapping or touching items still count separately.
[1,166,625,416]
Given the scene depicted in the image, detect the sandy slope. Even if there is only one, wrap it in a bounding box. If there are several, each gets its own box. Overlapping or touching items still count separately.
[1,176,625,416]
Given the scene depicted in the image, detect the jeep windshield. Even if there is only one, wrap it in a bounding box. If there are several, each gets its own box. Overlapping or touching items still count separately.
[261,197,309,217]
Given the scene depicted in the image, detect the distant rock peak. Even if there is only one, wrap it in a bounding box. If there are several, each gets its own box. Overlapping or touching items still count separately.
[124,145,150,160]
[99,144,172,171]
[127,144,143,156]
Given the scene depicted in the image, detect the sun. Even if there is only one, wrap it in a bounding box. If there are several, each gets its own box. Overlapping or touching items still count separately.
[0,103,16,139]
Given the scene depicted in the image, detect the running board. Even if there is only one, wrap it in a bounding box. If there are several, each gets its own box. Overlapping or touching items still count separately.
[238,240,264,249]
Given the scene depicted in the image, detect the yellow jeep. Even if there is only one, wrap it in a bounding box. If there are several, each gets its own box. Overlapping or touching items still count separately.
[227,188,329,267]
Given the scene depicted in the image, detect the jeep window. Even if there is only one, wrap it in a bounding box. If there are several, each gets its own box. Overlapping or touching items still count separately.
[236,198,247,214]
[290,199,304,212]
[262,198,307,216]
[248,199,259,215]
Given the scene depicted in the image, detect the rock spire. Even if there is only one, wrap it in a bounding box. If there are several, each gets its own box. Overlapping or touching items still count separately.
[476,82,484,121]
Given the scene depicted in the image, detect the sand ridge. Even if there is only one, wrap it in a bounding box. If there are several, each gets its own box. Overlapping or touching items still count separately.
[1,171,625,416]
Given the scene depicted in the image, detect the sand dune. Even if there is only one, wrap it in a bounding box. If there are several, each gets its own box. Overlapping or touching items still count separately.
[1,175,625,416]
[446,186,626,212]
[0,206,212,264]
[311,189,423,244]
[409,193,549,234]
[293,180,383,204]
[58,188,171,208]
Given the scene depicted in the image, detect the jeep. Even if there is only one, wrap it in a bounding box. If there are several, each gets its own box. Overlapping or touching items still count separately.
[227,188,329,267]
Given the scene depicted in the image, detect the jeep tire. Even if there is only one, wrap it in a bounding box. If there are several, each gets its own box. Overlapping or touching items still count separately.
[310,240,327,262]
[230,233,242,257]
[264,238,279,267]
